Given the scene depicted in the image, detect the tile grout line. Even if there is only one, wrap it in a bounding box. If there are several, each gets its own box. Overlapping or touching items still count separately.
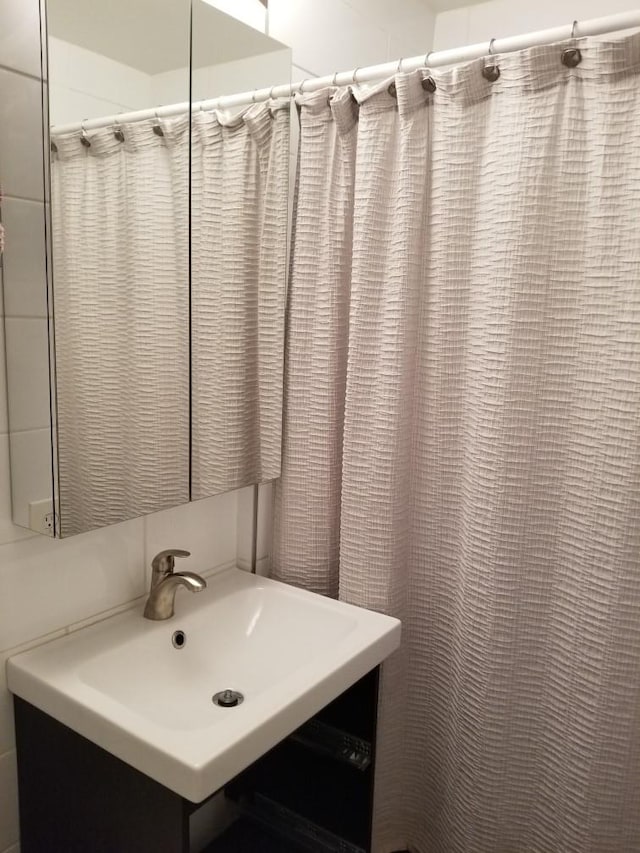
[2,193,45,205]
[0,62,41,83]
[2,193,45,203]
[1,426,51,437]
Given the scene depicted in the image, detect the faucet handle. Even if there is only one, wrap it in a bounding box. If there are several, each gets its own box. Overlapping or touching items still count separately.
[151,549,191,580]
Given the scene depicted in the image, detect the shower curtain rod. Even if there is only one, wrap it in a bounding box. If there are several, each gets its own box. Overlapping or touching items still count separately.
[52,9,640,136]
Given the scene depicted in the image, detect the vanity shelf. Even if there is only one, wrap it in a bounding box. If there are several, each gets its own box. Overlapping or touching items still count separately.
[243,793,367,852]
[290,717,372,771]
[229,739,373,847]
[15,668,380,853]
[201,817,308,852]
[203,801,367,853]
[224,667,379,852]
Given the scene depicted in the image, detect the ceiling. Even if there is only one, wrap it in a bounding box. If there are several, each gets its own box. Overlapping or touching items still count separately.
[46,0,286,75]
[426,0,487,9]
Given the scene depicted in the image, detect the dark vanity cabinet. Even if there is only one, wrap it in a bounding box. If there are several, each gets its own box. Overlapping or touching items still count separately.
[14,668,379,853]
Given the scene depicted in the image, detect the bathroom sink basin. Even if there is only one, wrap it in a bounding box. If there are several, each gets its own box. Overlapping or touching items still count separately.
[7,567,400,802]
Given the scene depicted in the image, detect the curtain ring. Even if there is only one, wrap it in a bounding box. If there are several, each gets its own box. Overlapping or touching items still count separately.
[113,123,125,142]
[389,58,403,94]
[352,67,360,84]
[251,89,258,103]
[153,110,164,137]
[562,20,582,67]
[80,120,91,147]
[422,50,438,94]
[299,79,308,94]
[482,37,500,82]
[329,72,339,107]
[269,85,275,99]
[422,50,437,92]
[422,74,437,93]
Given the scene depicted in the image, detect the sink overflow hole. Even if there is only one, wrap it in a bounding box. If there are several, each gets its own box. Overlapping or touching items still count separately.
[212,690,244,708]
[172,630,186,649]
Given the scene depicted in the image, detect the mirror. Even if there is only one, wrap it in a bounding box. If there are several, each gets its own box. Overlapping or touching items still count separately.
[46,0,192,537]
[190,1,291,499]
[3,0,291,537]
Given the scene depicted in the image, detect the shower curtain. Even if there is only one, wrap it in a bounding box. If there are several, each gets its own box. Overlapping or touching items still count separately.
[52,117,191,534]
[191,101,290,499]
[273,33,640,853]
[51,100,289,533]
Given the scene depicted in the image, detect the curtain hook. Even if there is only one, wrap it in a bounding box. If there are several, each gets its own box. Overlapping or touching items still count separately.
[251,89,257,103]
[299,79,308,94]
[482,37,500,82]
[348,69,361,105]
[80,120,91,148]
[113,115,125,143]
[562,20,582,66]
[269,85,275,100]
[328,73,339,107]
[388,58,403,96]
[152,110,164,137]
[422,49,437,93]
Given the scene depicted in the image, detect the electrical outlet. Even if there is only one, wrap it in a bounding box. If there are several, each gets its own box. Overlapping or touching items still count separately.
[29,499,58,535]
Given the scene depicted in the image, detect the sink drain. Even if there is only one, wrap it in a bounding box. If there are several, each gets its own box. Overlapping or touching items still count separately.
[212,689,244,708]
[172,630,186,649]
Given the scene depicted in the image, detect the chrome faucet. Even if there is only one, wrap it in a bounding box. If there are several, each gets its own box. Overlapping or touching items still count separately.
[143,549,207,620]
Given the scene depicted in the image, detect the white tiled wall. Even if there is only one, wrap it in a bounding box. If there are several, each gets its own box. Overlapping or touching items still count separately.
[48,37,155,125]
[0,0,42,79]
[0,1,438,850]
[433,0,640,50]
[153,48,292,106]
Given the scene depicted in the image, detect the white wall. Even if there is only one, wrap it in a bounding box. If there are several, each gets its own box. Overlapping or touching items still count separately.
[49,40,290,124]
[153,48,292,106]
[433,0,640,51]
[193,47,291,100]
[268,0,436,82]
[48,37,155,125]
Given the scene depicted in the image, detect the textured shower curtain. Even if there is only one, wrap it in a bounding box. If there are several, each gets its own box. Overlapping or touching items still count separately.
[52,117,190,534]
[191,101,290,499]
[52,100,289,533]
[273,33,640,853]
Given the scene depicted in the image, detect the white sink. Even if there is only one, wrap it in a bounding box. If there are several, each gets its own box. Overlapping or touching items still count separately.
[7,567,400,802]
